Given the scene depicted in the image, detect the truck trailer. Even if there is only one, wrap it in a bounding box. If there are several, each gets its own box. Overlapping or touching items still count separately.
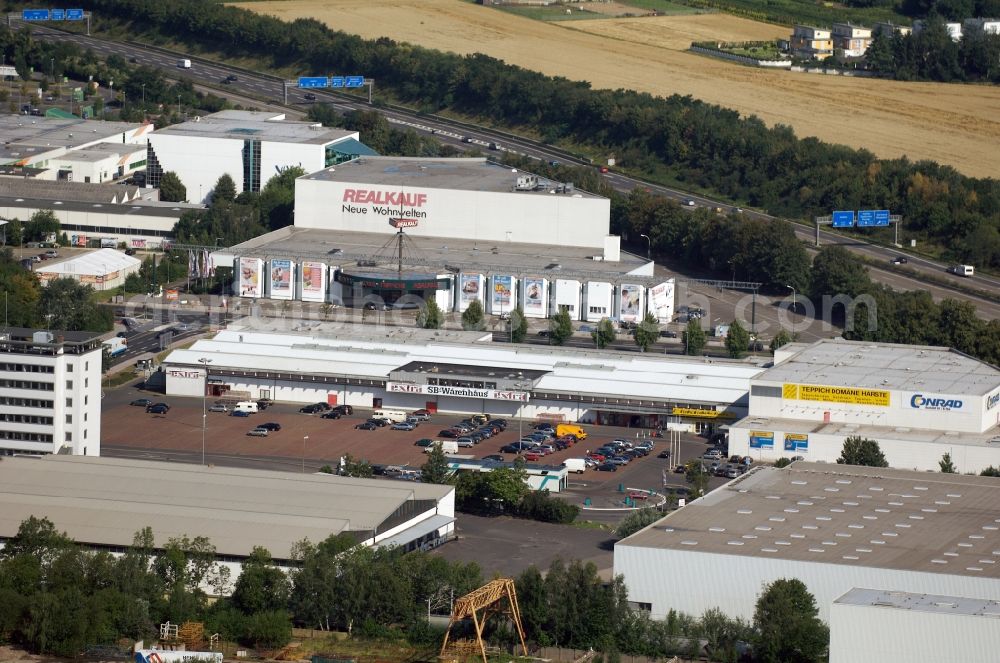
[103,336,128,358]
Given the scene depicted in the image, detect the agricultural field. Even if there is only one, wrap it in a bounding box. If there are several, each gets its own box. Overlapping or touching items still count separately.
[232,0,1000,178]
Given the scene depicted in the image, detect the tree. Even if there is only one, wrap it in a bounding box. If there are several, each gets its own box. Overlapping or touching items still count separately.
[509,305,528,343]
[24,209,60,242]
[980,466,1000,477]
[244,610,292,649]
[212,173,237,205]
[753,578,828,663]
[615,507,663,538]
[231,547,290,615]
[548,308,573,346]
[633,312,659,352]
[159,171,187,202]
[340,453,373,478]
[939,452,957,474]
[809,245,871,302]
[837,436,888,467]
[259,166,304,230]
[461,299,486,331]
[770,329,792,351]
[682,318,706,355]
[684,460,709,498]
[592,317,615,349]
[39,278,113,332]
[724,319,749,358]
[416,298,443,329]
[420,444,452,484]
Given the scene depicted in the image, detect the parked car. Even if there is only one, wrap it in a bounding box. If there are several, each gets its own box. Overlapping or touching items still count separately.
[408,411,430,421]
[608,456,630,466]
[368,418,388,427]
[43,250,58,259]
[659,330,678,338]
[231,410,251,417]
[534,423,555,432]
[256,399,273,410]
[703,449,724,460]
[674,464,686,473]
[258,422,281,431]
[456,437,476,447]
[208,403,229,413]
[439,429,460,438]
[321,410,341,419]
[414,438,435,447]
[355,422,377,430]
[597,462,618,472]
[392,422,417,431]
[482,454,505,462]
[299,404,324,414]
[333,404,353,415]
[130,398,152,407]
[657,449,671,459]
[247,427,269,437]
[146,402,170,413]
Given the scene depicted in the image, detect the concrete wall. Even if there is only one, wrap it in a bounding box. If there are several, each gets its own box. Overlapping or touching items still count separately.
[295,178,612,250]
[614,544,1000,623]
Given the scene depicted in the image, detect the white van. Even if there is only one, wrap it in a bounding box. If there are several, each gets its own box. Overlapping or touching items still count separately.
[562,458,588,474]
[234,401,259,414]
[425,440,459,455]
[177,58,191,69]
[949,264,974,277]
[372,409,407,423]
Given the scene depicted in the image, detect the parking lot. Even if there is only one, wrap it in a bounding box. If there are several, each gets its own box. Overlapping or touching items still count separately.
[102,384,731,507]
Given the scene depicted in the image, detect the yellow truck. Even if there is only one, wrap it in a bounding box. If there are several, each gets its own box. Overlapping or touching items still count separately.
[556,423,588,440]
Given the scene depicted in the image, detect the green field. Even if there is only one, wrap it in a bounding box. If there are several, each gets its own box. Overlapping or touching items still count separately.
[669,0,909,27]
[496,5,605,21]
[619,0,709,14]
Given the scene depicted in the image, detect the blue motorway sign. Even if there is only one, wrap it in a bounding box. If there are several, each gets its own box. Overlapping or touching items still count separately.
[330,76,345,88]
[67,9,85,20]
[831,210,855,228]
[22,9,50,21]
[297,76,329,89]
[874,209,890,226]
[345,75,365,88]
[51,8,65,20]
[857,210,875,227]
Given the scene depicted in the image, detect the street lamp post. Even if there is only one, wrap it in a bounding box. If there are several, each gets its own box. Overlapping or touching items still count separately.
[640,234,651,260]
[786,285,797,315]
[141,83,145,107]
[198,357,212,465]
[49,58,54,80]
[302,435,309,473]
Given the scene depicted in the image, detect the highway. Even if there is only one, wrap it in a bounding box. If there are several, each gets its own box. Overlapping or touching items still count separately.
[23,23,999,321]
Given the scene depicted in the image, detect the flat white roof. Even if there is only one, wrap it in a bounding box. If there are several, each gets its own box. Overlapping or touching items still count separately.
[730,415,1000,447]
[0,455,453,560]
[151,112,356,146]
[761,338,1000,397]
[35,248,141,276]
[166,328,765,406]
[0,116,142,162]
[619,462,1000,579]
[305,156,605,199]
[835,588,1000,618]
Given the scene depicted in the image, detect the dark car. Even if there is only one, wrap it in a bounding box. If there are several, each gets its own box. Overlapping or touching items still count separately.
[299,404,323,414]
[482,454,505,462]
[891,256,908,265]
[321,410,341,419]
[333,404,353,415]
[597,462,618,472]
[368,418,389,427]
[657,449,671,459]
[231,410,251,418]
[674,464,686,473]
[130,398,152,407]
[500,444,522,454]
[355,422,377,430]
[146,404,169,414]
[659,330,678,338]
[259,422,282,431]
[414,438,435,447]
[304,92,316,101]
[439,429,460,438]
[225,74,238,82]
[256,399,273,410]
[146,402,170,412]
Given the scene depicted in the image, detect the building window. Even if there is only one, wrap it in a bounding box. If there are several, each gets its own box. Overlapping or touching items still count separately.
[84,429,87,439]
[67,364,73,372]
[242,139,262,192]
[84,412,87,422]
[0,379,54,391]
[85,378,88,388]
[66,414,72,424]
[65,432,72,442]
[589,306,607,315]
[85,395,88,405]
[66,380,73,389]
[66,398,72,407]
[85,362,89,371]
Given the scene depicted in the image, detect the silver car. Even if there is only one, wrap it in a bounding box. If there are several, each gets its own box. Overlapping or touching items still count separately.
[208,403,228,413]
[247,428,269,437]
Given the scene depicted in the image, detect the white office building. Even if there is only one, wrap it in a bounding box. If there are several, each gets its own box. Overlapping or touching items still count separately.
[145,111,375,203]
[728,338,1000,473]
[0,328,103,457]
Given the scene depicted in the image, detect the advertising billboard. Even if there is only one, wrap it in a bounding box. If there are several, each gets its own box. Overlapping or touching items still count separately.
[749,431,774,449]
[783,433,809,452]
[783,383,890,407]
[300,261,327,302]
[619,283,643,322]
[523,278,546,317]
[648,280,675,322]
[492,275,513,313]
[387,382,529,402]
[239,258,262,298]
[459,274,482,310]
[269,259,293,300]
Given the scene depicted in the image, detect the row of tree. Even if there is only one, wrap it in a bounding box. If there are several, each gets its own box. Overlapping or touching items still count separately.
[0,515,830,662]
[866,15,1000,82]
[72,0,1000,269]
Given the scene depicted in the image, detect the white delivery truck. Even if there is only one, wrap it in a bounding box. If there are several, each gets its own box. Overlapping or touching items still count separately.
[426,440,459,455]
[177,58,191,69]
[562,458,588,474]
[234,401,259,414]
[948,264,974,277]
[102,336,128,358]
[372,409,408,423]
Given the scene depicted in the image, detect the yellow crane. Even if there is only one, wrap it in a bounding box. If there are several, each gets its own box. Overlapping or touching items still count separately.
[440,578,528,663]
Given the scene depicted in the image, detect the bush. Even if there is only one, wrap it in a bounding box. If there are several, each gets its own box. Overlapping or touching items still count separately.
[615,508,663,538]
[244,610,292,649]
[516,491,579,524]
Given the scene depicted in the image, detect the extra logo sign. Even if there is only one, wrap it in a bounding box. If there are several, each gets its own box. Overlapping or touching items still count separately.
[910,393,963,411]
[390,218,419,228]
[167,369,201,379]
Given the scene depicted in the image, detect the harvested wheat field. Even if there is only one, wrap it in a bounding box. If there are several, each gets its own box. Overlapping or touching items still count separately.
[232,0,1000,178]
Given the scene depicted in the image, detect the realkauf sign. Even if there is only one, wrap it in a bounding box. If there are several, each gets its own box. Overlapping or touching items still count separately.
[342,188,428,221]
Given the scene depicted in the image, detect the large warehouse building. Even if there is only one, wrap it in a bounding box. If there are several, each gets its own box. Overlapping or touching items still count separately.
[221,156,676,324]
[146,111,376,203]
[615,462,1000,623]
[0,455,456,593]
[162,323,765,429]
[727,338,1000,473]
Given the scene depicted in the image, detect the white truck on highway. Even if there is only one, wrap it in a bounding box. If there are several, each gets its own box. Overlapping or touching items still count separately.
[177,58,191,69]
[948,264,974,277]
[102,336,128,358]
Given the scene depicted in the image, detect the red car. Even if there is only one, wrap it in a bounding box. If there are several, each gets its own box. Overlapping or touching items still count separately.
[588,452,606,462]
[523,452,543,462]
